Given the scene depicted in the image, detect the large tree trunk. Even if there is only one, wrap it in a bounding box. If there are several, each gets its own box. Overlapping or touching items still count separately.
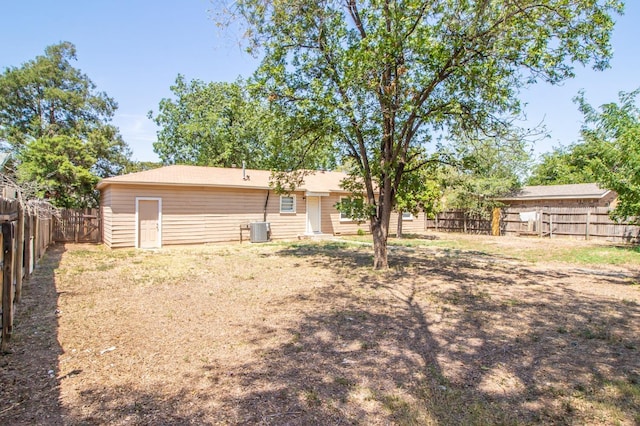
[371,188,394,269]
[371,221,388,269]
[396,211,403,238]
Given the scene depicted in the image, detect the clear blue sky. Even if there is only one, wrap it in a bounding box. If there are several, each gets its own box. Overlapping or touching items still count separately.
[1,1,638,163]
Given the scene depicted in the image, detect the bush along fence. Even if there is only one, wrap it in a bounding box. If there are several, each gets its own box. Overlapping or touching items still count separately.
[426,207,640,243]
[1,198,54,352]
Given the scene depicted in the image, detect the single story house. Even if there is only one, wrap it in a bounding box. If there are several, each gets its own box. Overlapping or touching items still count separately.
[97,165,425,248]
[497,183,617,209]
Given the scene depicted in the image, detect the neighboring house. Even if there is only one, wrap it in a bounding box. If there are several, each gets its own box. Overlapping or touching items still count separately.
[0,151,18,199]
[98,165,425,248]
[497,183,617,209]
[0,152,11,168]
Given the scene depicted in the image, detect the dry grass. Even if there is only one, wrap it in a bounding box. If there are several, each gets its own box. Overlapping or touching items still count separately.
[1,233,639,425]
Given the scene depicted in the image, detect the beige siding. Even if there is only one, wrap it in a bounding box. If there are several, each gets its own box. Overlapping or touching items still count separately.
[322,194,426,236]
[104,185,313,248]
[100,187,113,248]
[102,184,427,248]
[388,211,426,235]
[322,194,369,235]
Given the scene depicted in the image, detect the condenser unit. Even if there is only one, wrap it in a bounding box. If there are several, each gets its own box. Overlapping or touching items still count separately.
[250,222,270,243]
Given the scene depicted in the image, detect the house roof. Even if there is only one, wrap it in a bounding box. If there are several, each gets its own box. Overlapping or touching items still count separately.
[97,165,350,193]
[497,183,612,201]
[0,152,11,167]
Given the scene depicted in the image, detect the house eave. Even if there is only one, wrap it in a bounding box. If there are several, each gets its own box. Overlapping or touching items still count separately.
[97,180,350,194]
[497,190,612,202]
[97,180,270,191]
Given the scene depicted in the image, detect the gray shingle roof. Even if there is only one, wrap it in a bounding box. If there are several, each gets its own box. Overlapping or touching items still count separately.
[498,183,611,200]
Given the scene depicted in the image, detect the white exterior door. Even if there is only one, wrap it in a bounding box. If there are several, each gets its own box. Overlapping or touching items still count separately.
[306,196,321,234]
[137,198,161,248]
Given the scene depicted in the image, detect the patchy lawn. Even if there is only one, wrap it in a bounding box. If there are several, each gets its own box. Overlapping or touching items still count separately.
[1,233,639,425]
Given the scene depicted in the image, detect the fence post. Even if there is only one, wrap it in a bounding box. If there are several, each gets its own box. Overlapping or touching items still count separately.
[537,208,542,237]
[491,208,501,236]
[24,215,31,278]
[586,211,591,240]
[75,211,80,243]
[2,222,14,352]
[33,215,42,265]
[15,205,24,303]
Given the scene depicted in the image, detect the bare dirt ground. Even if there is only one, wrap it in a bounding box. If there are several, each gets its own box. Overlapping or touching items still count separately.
[1,233,639,425]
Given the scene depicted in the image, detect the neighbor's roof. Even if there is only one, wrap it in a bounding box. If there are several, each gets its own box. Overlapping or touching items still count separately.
[497,183,612,201]
[97,165,350,193]
[0,152,11,167]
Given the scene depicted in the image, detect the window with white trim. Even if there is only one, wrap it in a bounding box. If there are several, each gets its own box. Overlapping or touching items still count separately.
[280,195,296,213]
[339,196,350,221]
[339,196,368,222]
[402,211,414,220]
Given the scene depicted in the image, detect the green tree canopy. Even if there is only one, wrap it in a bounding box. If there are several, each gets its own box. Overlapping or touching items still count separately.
[527,89,640,222]
[150,75,266,167]
[17,135,99,208]
[149,74,337,171]
[0,42,117,146]
[228,0,621,268]
[0,42,132,207]
[393,154,444,237]
[577,89,640,222]
[527,142,599,185]
[444,134,532,215]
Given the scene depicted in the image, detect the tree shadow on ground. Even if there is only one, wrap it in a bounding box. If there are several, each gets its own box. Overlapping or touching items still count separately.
[203,242,640,424]
[67,386,212,425]
[0,243,66,425]
[39,241,639,425]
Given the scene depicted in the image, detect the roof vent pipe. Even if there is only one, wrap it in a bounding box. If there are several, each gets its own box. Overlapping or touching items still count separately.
[242,161,246,180]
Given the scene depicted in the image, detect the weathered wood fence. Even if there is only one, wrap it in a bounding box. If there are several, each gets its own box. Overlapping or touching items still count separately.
[426,210,493,235]
[426,207,640,243]
[52,208,101,243]
[1,198,53,352]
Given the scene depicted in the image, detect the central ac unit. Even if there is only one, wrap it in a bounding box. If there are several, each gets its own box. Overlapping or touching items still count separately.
[250,222,270,243]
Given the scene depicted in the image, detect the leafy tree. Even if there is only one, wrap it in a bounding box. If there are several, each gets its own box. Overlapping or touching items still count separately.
[229,0,620,267]
[0,42,117,146]
[17,135,99,208]
[394,155,444,238]
[527,143,599,185]
[125,161,163,173]
[576,89,640,222]
[88,124,133,178]
[527,89,640,223]
[0,42,132,207]
[445,134,532,215]
[150,75,265,167]
[150,74,337,171]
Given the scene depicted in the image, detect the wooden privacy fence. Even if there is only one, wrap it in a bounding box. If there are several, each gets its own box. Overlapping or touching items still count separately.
[1,198,53,352]
[52,208,101,243]
[502,207,640,243]
[425,210,493,235]
[426,207,640,243]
